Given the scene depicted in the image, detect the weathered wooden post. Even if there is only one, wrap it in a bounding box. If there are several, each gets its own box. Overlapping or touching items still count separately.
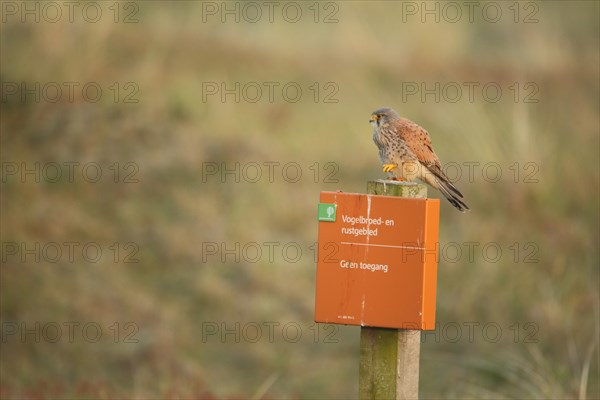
[315,180,440,400]
[360,180,427,400]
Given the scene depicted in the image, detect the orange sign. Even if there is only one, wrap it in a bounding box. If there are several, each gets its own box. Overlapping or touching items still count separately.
[314,192,440,330]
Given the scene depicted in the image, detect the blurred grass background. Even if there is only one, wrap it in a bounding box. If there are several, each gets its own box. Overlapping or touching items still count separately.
[1,1,599,398]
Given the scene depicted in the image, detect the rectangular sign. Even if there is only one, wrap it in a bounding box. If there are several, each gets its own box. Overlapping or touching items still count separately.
[314,191,440,330]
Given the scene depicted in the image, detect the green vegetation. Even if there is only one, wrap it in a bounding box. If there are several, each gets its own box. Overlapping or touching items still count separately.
[1,1,598,398]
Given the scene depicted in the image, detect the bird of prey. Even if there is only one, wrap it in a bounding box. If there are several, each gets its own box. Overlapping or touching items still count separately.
[370,107,469,212]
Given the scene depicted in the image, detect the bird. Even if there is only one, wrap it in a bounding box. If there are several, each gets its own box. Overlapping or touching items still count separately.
[369,107,469,212]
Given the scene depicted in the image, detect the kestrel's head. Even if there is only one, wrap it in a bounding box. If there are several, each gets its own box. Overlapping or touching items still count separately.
[369,107,401,128]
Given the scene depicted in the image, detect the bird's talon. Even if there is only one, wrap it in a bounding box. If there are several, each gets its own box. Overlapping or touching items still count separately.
[382,163,397,173]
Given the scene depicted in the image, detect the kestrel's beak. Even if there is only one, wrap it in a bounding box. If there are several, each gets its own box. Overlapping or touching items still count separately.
[369,115,376,123]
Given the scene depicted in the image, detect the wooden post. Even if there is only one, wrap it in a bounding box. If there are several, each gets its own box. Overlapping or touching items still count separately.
[359,180,427,400]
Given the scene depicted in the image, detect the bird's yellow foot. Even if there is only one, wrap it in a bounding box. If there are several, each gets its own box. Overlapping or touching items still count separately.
[382,163,397,173]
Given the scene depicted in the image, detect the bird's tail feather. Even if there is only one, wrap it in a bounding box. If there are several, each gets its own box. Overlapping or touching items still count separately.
[426,167,470,212]
[437,179,470,212]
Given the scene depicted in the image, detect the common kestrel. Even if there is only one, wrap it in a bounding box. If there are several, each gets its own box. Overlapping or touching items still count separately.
[370,107,469,212]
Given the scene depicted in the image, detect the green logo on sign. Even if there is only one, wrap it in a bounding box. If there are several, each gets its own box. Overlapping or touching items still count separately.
[318,203,337,222]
